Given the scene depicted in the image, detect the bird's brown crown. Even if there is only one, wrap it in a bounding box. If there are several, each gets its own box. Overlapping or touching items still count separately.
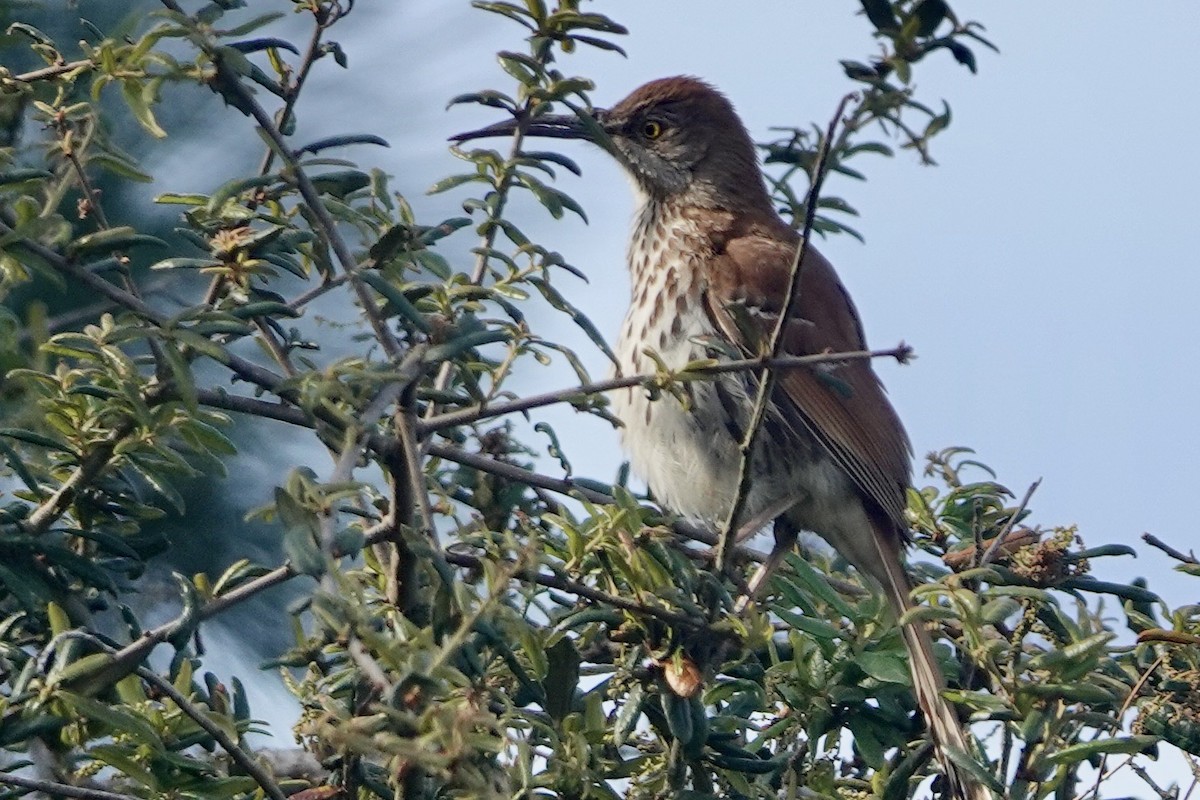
[599,76,772,212]
[607,76,732,122]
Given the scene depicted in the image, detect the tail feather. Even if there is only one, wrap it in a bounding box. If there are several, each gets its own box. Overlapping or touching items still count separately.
[869,524,991,800]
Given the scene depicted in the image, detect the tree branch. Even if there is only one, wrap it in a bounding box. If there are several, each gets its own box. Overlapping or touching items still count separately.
[1141,531,1198,565]
[0,773,138,800]
[716,93,856,570]
[7,59,93,84]
[419,345,912,434]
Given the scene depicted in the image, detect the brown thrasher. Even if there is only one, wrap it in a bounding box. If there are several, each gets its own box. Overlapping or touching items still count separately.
[454,76,986,799]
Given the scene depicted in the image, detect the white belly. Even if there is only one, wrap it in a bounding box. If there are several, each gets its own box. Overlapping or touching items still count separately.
[610,294,871,548]
[611,303,745,523]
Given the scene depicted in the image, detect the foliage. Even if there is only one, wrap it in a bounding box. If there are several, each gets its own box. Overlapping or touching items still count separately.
[0,3,1196,800]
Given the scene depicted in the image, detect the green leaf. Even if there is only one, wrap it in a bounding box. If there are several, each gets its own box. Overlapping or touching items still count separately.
[569,34,627,56]
[542,636,580,722]
[1021,682,1116,705]
[151,257,222,271]
[945,39,977,73]
[220,11,287,36]
[859,0,897,31]
[360,271,431,333]
[62,528,141,560]
[528,277,616,365]
[227,301,301,320]
[88,744,159,790]
[518,172,587,221]
[1059,576,1161,604]
[942,745,1007,795]
[846,714,886,768]
[309,169,371,198]
[1045,735,1159,765]
[0,168,54,188]
[0,427,75,453]
[855,649,910,684]
[298,133,390,156]
[155,193,209,206]
[432,172,487,195]
[275,487,324,577]
[0,561,53,612]
[418,217,473,245]
[613,683,644,744]
[521,150,582,176]
[210,559,271,597]
[88,154,153,183]
[422,329,509,363]
[772,607,842,641]
[779,552,854,618]
[59,691,164,749]
[67,227,166,258]
[913,0,949,36]
[0,439,42,495]
[445,90,517,111]
[497,52,539,85]
[1026,631,1114,672]
[120,79,166,138]
[660,692,695,748]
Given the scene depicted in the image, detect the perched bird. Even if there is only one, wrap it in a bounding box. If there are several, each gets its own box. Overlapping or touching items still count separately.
[454,76,986,799]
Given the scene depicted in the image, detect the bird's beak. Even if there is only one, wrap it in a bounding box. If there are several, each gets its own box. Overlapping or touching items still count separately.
[451,110,613,151]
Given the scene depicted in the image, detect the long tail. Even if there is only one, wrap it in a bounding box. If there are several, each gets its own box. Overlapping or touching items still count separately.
[869,524,990,800]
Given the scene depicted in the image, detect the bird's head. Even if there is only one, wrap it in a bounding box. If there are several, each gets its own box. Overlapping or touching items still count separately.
[452,76,771,211]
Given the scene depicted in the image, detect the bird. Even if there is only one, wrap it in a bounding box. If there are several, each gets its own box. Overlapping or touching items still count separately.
[453,76,987,799]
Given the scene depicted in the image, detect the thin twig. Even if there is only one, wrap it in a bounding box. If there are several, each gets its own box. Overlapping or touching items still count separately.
[0,773,138,800]
[62,133,111,230]
[394,401,437,545]
[716,92,857,571]
[23,427,127,534]
[189,387,775,568]
[131,665,288,800]
[286,270,352,311]
[441,548,707,629]
[1078,653,1166,800]
[979,478,1041,566]
[7,59,93,83]
[418,345,911,435]
[1128,760,1178,800]
[1142,531,1198,565]
[425,116,531,411]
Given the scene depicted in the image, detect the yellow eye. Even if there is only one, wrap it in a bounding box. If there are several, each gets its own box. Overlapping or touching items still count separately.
[641,120,664,139]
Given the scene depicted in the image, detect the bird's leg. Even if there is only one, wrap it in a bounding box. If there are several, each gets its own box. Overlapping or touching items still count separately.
[734,516,798,612]
[733,495,798,543]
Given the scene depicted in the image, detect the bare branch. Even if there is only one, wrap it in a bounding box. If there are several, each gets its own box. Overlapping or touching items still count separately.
[0,773,138,800]
[1142,531,1198,565]
[419,345,912,434]
[6,59,93,83]
[716,93,857,571]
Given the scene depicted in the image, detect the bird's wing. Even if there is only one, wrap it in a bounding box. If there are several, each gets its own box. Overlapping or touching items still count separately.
[701,231,912,534]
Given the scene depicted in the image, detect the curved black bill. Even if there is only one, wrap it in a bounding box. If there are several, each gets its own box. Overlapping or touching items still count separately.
[451,111,610,147]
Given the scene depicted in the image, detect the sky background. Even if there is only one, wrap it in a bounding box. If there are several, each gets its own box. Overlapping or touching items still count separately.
[132,1,1200,790]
